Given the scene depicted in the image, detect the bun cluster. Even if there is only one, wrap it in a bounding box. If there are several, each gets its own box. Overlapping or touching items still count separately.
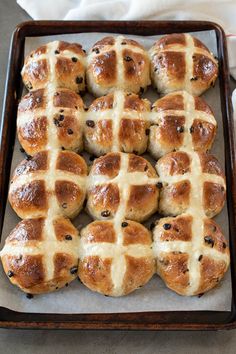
[0,34,229,299]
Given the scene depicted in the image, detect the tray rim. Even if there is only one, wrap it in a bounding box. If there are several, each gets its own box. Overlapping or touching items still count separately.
[0,19,236,331]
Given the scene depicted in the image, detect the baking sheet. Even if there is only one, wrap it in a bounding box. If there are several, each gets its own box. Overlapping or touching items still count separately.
[0,30,232,313]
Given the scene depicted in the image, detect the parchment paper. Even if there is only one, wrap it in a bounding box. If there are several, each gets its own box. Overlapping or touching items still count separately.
[0,30,232,313]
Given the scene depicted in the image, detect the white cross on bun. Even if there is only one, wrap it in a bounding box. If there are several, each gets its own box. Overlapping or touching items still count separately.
[78,220,155,296]
[8,150,87,219]
[84,90,151,156]
[148,90,217,159]
[149,33,218,96]
[17,88,84,156]
[86,36,151,96]
[21,41,86,93]
[156,151,226,218]
[153,214,230,296]
[86,152,159,222]
[0,216,79,294]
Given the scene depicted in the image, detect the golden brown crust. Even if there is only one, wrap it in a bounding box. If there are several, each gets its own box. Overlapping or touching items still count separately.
[9,150,87,219]
[79,220,154,296]
[90,152,121,178]
[82,221,116,243]
[122,256,155,294]
[79,256,114,295]
[2,254,45,290]
[203,182,226,218]
[56,151,87,175]
[7,218,44,243]
[22,41,86,92]
[53,216,78,242]
[154,215,230,296]
[156,151,226,217]
[157,215,193,242]
[1,217,79,294]
[14,151,48,177]
[198,153,225,176]
[17,88,84,155]
[157,151,191,176]
[84,92,150,156]
[150,33,218,96]
[127,154,156,176]
[197,257,228,294]
[9,180,48,218]
[122,222,152,246]
[148,91,217,159]
[127,185,158,221]
[87,184,120,219]
[87,36,150,96]
[157,252,190,295]
[87,153,158,222]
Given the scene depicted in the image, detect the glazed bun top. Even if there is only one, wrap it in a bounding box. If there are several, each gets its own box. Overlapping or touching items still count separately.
[84,90,151,156]
[78,219,154,296]
[153,214,230,296]
[17,87,84,156]
[21,41,86,93]
[8,150,88,219]
[86,152,159,222]
[149,33,218,96]
[156,150,226,218]
[148,90,217,159]
[0,215,79,294]
[86,36,151,96]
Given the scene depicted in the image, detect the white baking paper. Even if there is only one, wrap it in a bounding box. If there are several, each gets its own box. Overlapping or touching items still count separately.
[0,30,232,313]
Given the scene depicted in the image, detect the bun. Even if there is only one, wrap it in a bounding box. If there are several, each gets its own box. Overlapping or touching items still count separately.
[9,150,87,219]
[148,90,217,159]
[22,41,86,92]
[87,152,159,222]
[149,33,218,96]
[17,88,84,155]
[153,214,230,296]
[78,220,154,296]
[86,36,150,96]
[84,90,151,156]
[0,216,79,294]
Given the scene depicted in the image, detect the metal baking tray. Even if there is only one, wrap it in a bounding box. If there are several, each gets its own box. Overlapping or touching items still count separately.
[0,20,236,330]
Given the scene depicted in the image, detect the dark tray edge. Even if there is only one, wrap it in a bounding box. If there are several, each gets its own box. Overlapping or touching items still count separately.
[0,20,236,331]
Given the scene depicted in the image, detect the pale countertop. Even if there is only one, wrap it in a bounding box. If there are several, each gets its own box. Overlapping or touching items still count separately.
[0,1,236,353]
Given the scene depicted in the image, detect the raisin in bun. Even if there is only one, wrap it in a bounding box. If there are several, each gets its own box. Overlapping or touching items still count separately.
[17,88,84,155]
[84,91,151,156]
[87,152,159,222]
[22,41,86,92]
[148,91,217,159]
[156,151,226,218]
[8,150,87,219]
[149,33,218,96]
[0,216,79,294]
[86,36,150,96]
[153,214,230,296]
[78,220,154,296]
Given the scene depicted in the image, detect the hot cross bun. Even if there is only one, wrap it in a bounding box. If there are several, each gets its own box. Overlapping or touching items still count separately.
[148,91,217,159]
[86,152,159,222]
[149,33,218,96]
[84,91,151,156]
[156,151,226,218]
[17,88,84,155]
[86,36,150,96]
[153,214,230,296]
[8,150,87,219]
[21,41,86,92]
[0,216,79,294]
[78,220,155,296]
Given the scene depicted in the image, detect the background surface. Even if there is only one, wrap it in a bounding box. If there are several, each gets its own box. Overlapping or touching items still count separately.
[0,1,236,353]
